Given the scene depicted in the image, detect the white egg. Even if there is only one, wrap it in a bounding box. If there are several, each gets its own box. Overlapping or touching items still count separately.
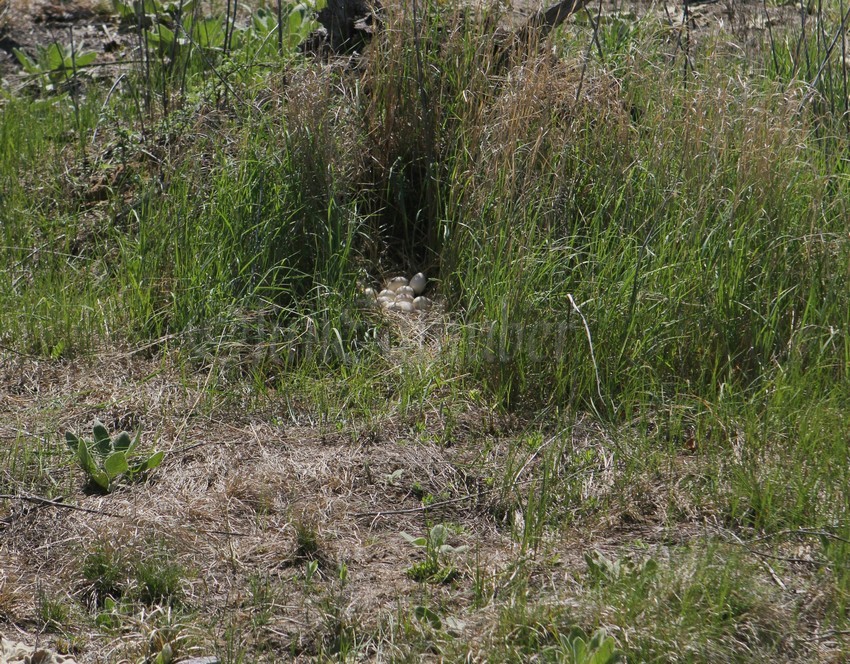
[364,287,376,298]
[413,296,432,311]
[386,276,409,292]
[378,296,393,308]
[410,272,427,295]
[378,289,395,299]
[397,285,415,297]
[395,300,415,312]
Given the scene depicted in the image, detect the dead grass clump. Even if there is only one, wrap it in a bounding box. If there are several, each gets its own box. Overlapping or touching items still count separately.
[471,58,631,217]
[282,64,361,210]
[224,471,281,517]
[484,58,624,153]
[0,560,28,625]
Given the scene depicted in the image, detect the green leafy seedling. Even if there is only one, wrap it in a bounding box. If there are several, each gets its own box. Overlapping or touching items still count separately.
[584,549,657,586]
[113,0,196,24]
[401,524,468,584]
[14,42,96,94]
[413,605,442,629]
[555,627,624,664]
[65,420,164,493]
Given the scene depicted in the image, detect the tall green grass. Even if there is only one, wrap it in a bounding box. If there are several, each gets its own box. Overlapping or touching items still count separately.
[2,3,848,403]
[444,48,848,409]
[2,4,849,406]
[1,0,849,481]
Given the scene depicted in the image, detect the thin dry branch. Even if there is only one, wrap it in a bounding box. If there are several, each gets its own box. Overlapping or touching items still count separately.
[514,0,591,46]
[493,0,593,70]
[0,493,121,518]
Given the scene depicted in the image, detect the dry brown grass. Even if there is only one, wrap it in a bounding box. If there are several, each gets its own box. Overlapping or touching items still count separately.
[0,335,514,659]
[0,317,653,661]
[2,304,844,658]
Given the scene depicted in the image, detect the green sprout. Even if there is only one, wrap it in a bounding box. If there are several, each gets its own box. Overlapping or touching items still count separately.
[65,420,163,493]
[401,524,468,584]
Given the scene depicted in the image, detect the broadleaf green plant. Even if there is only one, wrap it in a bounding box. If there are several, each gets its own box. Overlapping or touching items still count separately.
[14,42,96,95]
[584,550,658,587]
[552,627,624,664]
[401,524,468,583]
[113,0,197,24]
[65,421,164,492]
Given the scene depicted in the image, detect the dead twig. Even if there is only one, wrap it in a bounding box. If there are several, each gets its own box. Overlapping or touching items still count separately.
[746,527,850,547]
[0,494,251,536]
[495,0,591,70]
[722,528,788,589]
[0,493,121,518]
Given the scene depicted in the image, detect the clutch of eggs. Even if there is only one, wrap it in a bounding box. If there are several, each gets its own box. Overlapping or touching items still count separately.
[364,273,432,312]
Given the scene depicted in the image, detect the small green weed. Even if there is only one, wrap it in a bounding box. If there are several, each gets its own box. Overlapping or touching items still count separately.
[293,517,321,560]
[95,596,123,629]
[82,538,185,608]
[65,421,163,493]
[14,42,96,95]
[238,5,323,54]
[133,548,186,606]
[316,592,359,659]
[82,542,126,605]
[584,550,658,587]
[247,573,276,627]
[547,627,624,664]
[304,559,320,584]
[113,0,196,23]
[401,524,468,583]
[37,590,70,630]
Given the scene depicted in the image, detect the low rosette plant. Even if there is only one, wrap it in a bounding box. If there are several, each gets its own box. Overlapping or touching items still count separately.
[66,421,163,493]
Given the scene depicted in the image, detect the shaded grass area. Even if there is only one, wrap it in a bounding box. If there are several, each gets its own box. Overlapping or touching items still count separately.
[2,0,850,661]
